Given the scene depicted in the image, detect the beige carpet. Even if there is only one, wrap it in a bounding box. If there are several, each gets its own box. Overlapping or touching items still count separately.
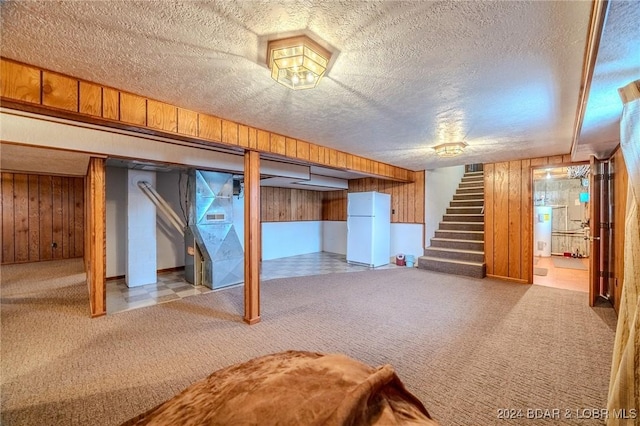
[1,259,617,425]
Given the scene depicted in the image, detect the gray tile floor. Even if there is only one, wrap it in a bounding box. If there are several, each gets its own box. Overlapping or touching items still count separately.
[106,252,400,314]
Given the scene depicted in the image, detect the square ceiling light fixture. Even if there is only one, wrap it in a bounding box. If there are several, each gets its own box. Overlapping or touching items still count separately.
[433,142,468,157]
[267,35,331,90]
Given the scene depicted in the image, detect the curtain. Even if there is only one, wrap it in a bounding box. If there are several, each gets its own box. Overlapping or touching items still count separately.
[607,80,640,425]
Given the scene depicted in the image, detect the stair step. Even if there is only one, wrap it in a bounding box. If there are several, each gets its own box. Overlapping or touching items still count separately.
[464,171,484,176]
[439,221,484,231]
[446,206,483,214]
[435,230,484,240]
[431,238,485,250]
[461,175,484,182]
[450,199,484,207]
[423,247,485,262]
[457,186,484,194]
[417,256,486,278]
[453,193,484,200]
[443,214,484,222]
[459,181,483,188]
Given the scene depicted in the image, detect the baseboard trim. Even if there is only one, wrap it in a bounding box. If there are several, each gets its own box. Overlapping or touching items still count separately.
[486,274,531,284]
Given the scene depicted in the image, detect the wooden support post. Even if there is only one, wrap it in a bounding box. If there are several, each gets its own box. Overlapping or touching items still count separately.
[86,157,106,317]
[243,150,261,324]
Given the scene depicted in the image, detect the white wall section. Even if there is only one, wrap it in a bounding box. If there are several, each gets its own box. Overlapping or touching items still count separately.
[262,222,322,260]
[126,169,157,287]
[322,221,347,255]
[425,166,465,245]
[390,224,424,260]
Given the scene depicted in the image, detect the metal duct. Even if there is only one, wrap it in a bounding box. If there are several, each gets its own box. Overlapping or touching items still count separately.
[187,170,244,289]
[137,181,185,237]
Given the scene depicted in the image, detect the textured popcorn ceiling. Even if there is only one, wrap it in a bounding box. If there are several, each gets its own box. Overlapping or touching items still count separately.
[576,0,640,161]
[0,0,613,170]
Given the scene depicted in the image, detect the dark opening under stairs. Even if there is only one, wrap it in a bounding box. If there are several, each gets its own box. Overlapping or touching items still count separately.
[418,170,486,278]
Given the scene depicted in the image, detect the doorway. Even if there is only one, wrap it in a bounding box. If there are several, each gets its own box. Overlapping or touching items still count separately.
[532,165,590,292]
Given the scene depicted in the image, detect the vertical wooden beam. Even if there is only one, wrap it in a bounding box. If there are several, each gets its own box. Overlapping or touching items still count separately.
[493,162,510,277]
[1,173,15,264]
[244,150,261,325]
[507,160,522,279]
[86,158,106,317]
[521,159,533,283]
[484,163,495,275]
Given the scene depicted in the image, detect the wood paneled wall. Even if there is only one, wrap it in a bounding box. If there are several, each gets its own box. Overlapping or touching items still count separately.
[1,173,84,264]
[260,173,425,224]
[611,148,628,314]
[347,172,425,224]
[0,58,415,183]
[260,187,324,222]
[484,155,573,282]
[322,190,348,221]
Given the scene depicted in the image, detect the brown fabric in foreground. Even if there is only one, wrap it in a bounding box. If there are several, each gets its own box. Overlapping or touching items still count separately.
[122,350,437,426]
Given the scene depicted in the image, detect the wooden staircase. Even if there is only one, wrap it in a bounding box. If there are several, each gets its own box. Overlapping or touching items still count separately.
[418,170,486,278]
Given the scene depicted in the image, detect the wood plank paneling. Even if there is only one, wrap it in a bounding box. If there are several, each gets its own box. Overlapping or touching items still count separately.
[611,148,628,313]
[309,143,319,163]
[521,159,532,283]
[1,173,15,263]
[120,92,146,126]
[199,114,222,142]
[530,157,548,167]
[79,81,102,116]
[0,60,40,103]
[414,171,425,224]
[257,130,270,151]
[1,58,416,183]
[42,72,78,112]
[39,175,53,261]
[102,87,119,120]
[484,155,585,282]
[548,155,564,164]
[61,178,70,259]
[248,127,258,150]
[222,120,238,145]
[493,162,509,277]
[285,138,297,157]
[52,176,63,259]
[329,149,338,167]
[147,100,177,133]
[28,175,39,261]
[271,134,286,156]
[73,177,84,258]
[296,141,309,161]
[508,161,522,278]
[13,174,29,263]
[484,164,495,275]
[346,176,423,224]
[178,108,198,136]
[238,125,249,148]
[260,187,325,222]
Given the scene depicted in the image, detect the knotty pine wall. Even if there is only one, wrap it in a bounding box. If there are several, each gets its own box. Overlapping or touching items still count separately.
[1,173,84,264]
[484,154,574,282]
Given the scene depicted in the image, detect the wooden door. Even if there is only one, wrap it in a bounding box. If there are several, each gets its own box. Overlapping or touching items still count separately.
[588,156,603,306]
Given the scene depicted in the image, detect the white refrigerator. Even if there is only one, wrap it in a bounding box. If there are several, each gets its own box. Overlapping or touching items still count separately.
[347,191,391,267]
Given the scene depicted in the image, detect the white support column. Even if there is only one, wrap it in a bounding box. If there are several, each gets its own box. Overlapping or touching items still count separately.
[126,169,157,287]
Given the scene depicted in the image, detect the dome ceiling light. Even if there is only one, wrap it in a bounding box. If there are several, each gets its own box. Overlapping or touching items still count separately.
[267,35,331,90]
